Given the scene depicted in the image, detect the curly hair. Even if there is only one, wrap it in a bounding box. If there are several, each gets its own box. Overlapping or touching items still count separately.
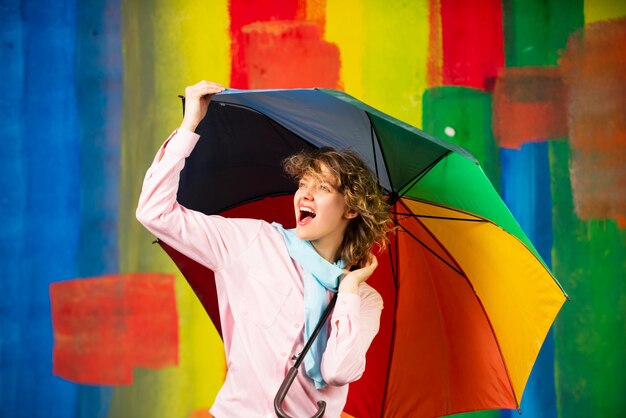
[283,147,392,266]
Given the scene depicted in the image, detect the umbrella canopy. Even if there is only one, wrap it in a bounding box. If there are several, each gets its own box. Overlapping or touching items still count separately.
[159,88,567,417]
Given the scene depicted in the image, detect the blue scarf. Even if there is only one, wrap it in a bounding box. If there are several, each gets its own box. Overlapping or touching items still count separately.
[272,223,345,389]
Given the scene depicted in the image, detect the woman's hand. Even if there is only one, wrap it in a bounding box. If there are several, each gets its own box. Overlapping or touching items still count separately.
[179,80,225,132]
[338,253,379,294]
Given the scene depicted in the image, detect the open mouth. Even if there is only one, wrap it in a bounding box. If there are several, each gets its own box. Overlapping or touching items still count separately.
[299,207,316,223]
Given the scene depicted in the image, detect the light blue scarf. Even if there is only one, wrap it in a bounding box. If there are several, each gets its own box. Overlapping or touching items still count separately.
[272,223,345,389]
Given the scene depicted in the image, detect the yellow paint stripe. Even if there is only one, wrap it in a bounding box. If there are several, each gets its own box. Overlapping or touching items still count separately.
[326,0,430,129]
[584,0,626,23]
[325,0,365,96]
[403,199,566,401]
[361,0,430,129]
[117,1,230,417]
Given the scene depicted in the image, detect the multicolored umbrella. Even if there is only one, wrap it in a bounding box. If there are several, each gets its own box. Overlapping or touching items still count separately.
[158,88,568,417]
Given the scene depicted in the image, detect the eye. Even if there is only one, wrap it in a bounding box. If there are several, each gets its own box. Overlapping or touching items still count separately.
[320,184,331,192]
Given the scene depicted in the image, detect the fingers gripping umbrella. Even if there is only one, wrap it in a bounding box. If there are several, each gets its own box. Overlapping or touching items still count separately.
[157,88,568,417]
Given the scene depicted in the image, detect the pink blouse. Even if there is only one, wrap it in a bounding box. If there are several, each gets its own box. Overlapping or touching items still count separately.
[136,129,383,418]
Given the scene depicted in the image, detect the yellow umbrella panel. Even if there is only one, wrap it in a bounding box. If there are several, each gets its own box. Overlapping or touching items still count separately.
[394,197,567,412]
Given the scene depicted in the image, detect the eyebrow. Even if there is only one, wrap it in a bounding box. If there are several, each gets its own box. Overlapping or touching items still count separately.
[300,174,338,189]
[319,177,338,189]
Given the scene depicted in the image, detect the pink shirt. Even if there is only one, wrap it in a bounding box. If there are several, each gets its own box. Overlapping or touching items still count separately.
[136,130,383,418]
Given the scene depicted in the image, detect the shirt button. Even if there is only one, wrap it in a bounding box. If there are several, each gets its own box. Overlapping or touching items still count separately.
[281,352,287,357]
[294,323,300,328]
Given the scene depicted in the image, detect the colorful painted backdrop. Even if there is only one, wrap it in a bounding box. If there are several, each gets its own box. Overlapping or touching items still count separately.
[1,0,624,417]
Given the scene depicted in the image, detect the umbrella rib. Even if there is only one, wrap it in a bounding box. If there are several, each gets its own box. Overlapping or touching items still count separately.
[397,151,451,197]
[387,207,399,288]
[214,99,325,152]
[391,212,488,222]
[380,216,400,418]
[203,191,295,216]
[396,199,469,281]
[399,197,570,299]
[400,196,493,222]
[395,201,522,411]
[370,123,381,188]
[364,112,395,194]
[395,222,464,277]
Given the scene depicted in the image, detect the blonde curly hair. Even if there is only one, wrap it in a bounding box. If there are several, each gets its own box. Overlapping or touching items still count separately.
[283,147,392,266]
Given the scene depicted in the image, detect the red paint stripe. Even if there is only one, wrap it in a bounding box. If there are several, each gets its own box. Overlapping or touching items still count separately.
[50,273,178,385]
[441,0,504,90]
[229,0,302,88]
[243,20,340,89]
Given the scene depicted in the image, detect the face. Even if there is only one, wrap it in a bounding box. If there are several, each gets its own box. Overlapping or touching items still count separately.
[293,165,357,251]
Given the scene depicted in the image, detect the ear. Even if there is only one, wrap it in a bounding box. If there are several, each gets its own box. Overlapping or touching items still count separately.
[344,208,358,219]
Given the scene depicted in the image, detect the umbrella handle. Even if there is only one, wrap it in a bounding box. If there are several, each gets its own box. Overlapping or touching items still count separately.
[274,294,337,418]
[274,367,326,418]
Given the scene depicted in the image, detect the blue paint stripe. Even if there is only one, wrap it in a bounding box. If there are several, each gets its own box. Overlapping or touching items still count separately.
[0,0,28,412]
[76,0,121,279]
[500,142,557,418]
[1,1,80,417]
[74,0,122,416]
[500,143,552,263]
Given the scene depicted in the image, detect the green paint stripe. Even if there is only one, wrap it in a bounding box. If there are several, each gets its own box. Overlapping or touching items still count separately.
[422,86,501,191]
[504,0,549,66]
[550,140,626,418]
[504,0,584,67]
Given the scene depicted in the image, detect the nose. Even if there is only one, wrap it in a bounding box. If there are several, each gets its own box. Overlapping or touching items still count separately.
[299,184,313,201]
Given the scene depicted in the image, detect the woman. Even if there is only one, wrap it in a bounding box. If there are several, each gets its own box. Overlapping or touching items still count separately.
[136,81,391,417]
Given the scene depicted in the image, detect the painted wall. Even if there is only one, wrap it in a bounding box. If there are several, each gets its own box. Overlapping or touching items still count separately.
[1,0,624,417]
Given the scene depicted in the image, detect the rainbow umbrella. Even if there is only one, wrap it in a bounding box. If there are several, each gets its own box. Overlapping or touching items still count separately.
[157,88,568,417]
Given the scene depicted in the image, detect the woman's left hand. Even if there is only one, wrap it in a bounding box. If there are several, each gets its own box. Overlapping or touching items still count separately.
[339,253,378,294]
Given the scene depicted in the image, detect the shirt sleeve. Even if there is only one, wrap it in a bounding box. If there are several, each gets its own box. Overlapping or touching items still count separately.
[320,285,383,386]
[136,129,262,271]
